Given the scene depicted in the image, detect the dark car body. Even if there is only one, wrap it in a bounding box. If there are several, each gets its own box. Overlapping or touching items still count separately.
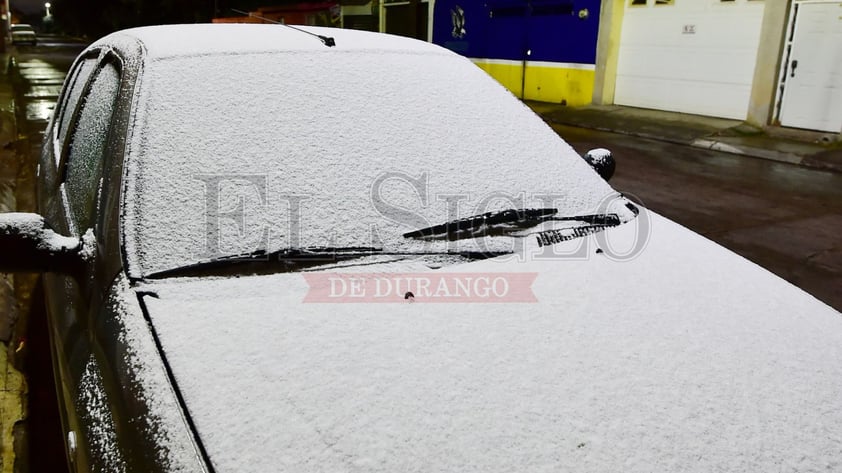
[34,35,205,472]
[11,24,37,45]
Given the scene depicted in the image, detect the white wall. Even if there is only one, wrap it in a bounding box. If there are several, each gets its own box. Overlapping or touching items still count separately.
[615,0,766,119]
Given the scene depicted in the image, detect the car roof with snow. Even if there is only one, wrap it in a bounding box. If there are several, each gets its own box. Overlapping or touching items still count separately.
[95,23,447,59]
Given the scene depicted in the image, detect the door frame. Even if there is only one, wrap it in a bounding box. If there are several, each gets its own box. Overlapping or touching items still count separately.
[380,0,435,41]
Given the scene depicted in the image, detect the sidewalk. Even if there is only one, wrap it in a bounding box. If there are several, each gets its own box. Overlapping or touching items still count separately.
[526,101,842,174]
[0,48,25,473]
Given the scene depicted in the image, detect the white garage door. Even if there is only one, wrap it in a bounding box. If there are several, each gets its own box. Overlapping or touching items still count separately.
[615,0,766,120]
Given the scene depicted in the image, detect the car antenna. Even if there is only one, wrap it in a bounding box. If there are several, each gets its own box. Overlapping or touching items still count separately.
[230,9,336,47]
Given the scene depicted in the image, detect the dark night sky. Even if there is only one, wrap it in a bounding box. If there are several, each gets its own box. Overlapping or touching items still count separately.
[13,0,48,15]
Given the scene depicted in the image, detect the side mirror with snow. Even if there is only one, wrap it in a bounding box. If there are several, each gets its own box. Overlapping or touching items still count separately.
[0,212,86,274]
[582,148,616,181]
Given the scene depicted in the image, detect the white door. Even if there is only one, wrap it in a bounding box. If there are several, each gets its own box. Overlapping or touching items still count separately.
[779,2,842,132]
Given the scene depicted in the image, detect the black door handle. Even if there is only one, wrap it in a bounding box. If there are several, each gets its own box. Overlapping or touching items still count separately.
[791,59,798,78]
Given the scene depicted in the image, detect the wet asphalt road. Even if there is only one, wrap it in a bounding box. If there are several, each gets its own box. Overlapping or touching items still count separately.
[12,39,85,163]
[556,124,842,312]
[9,37,87,473]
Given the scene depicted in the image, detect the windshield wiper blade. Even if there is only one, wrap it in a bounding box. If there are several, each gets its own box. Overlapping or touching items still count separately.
[145,246,383,279]
[144,246,516,279]
[404,209,624,242]
[403,208,559,241]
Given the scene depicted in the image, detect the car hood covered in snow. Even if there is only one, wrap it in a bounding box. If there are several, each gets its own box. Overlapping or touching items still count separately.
[138,213,842,472]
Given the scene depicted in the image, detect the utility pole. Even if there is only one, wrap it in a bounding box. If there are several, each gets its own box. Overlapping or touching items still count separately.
[0,0,9,53]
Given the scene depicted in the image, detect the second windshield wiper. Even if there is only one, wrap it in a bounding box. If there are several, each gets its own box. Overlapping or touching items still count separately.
[145,246,383,279]
[403,208,621,241]
[144,246,513,279]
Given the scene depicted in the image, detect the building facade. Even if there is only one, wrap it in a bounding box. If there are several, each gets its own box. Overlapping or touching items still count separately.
[217,1,841,136]
[429,0,603,106]
[593,0,842,135]
[425,0,840,136]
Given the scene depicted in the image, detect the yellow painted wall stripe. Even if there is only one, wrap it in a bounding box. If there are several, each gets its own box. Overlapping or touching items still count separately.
[471,60,596,106]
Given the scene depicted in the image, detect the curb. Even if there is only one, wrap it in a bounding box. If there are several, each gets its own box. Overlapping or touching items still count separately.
[541,115,841,174]
[690,138,804,166]
[0,56,20,344]
[542,117,694,148]
[0,52,26,473]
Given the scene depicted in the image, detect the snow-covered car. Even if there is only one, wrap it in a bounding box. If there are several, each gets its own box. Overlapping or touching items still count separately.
[10,23,37,46]
[1,24,841,472]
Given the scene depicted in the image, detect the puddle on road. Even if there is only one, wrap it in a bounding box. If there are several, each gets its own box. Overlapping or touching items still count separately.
[16,59,64,126]
[23,85,63,99]
[17,69,65,78]
[25,100,55,122]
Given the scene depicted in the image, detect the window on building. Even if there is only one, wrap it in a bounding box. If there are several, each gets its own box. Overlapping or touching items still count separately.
[490,5,528,17]
[630,0,647,5]
[655,0,673,5]
[532,3,574,15]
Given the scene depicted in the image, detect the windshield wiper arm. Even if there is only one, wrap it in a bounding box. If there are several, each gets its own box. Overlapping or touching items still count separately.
[546,213,621,226]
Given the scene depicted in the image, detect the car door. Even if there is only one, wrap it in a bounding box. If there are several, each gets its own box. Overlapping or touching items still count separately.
[41,50,125,472]
[39,51,99,212]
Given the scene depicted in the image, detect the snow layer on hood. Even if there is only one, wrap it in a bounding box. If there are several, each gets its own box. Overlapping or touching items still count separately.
[104,274,206,471]
[124,34,614,277]
[141,213,842,473]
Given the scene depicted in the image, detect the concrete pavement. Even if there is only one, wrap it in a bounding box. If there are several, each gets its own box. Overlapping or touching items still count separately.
[0,50,25,473]
[526,101,842,174]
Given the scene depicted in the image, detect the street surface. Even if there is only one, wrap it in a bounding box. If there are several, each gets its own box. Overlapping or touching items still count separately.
[557,124,842,312]
[3,39,840,471]
[6,37,87,473]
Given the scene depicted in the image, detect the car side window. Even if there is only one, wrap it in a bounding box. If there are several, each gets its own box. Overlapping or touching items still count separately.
[55,57,98,158]
[63,61,121,233]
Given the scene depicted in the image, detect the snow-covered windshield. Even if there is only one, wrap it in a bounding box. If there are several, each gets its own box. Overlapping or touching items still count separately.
[124,47,618,277]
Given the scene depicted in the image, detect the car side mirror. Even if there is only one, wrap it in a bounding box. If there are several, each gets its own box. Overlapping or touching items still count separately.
[582,148,615,181]
[0,212,86,274]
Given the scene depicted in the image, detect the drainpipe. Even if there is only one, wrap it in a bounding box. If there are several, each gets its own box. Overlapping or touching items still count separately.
[427,0,435,42]
[521,1,531,100]
[1,0,9,53]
